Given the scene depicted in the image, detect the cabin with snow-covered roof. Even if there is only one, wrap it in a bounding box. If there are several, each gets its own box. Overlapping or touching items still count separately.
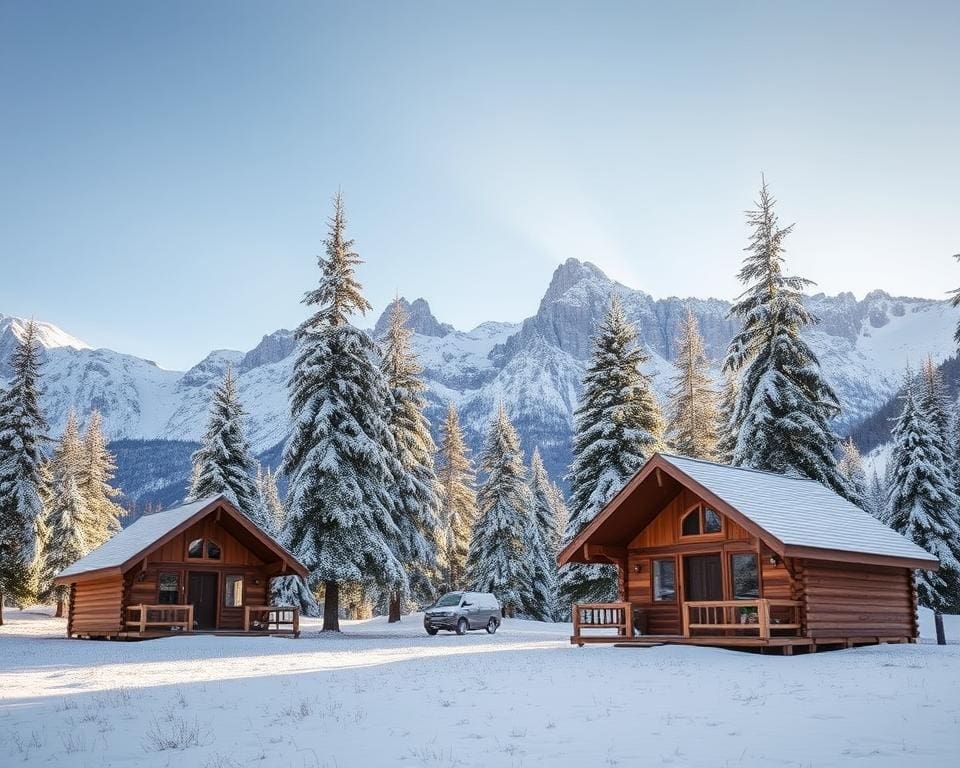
[54,495,308,639]
[559,454,938,653]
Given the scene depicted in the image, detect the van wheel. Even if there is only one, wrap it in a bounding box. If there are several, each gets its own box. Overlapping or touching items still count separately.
[456,618,468,635]
[426,627,438,636]
[486,618,498,634]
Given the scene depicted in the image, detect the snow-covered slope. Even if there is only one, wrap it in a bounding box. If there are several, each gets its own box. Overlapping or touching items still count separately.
[2,259,956,502]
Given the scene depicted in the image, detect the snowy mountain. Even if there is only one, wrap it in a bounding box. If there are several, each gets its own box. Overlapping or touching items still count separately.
[2,259,956,506]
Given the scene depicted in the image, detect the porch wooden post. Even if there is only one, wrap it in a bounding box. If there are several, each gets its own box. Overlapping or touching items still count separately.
[572,604,581,644]
[188,605,194,632]
[244,606,250,632]
[681,602,691,638]
[139,605,146,633]
[293,608,300,638]
[758,599,770,640]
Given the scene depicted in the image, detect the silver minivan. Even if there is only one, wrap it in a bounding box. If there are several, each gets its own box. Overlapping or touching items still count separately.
[423,591,501,635]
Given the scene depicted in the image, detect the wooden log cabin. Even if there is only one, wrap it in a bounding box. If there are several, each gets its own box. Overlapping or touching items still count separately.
[53,495,308,639]
[559,454,939,653]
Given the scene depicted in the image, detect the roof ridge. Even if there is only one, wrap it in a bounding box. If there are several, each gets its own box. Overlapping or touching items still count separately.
[660,453,825,486]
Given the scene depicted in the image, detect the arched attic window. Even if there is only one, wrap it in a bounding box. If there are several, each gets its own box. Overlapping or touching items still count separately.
[680,504,723,537]
[187,538,222,560]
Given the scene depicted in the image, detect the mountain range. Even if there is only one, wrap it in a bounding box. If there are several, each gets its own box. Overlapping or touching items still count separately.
[2,258,957,509]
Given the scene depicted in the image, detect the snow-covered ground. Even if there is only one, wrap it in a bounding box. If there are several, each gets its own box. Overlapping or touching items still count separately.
[1,608,958,767]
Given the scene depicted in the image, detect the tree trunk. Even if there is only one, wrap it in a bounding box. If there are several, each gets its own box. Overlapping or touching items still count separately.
[55,595,64,618]
[0,591,4,626]
[388,592,401,623]
[935,610,946,646]
[322,580,340,632]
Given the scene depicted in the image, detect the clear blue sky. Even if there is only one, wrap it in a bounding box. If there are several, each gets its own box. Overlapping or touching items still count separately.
[2,1,958,370]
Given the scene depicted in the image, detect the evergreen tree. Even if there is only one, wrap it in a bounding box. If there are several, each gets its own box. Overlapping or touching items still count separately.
[666,309,718,459]
[865,470,888,522]
[40,412,90,617]
[724,179,853,500]
[436,402,477,591]
[282,192,403,631]
[528,448,560,620]
[80,410,124,549]
[467,405,533,616]
[837,437,868,509]
[885,373,960,611]
[188,367,260,516]
[0,321,48,624]
[560,295,664,608]
[715,369,738,465]
[255,465,285,537]
[918,356,951,471]
[379,298,441,621]
[949,253,960,347]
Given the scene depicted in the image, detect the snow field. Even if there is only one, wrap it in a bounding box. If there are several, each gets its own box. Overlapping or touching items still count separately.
[1,609,959,767]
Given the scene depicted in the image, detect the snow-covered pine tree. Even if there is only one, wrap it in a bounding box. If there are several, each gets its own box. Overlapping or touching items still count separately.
[918,356,951,475]
[548,480,568,556]
[80,410,124,549]
[41,411,90,617]
[885,372,960,613]
[436,401,477,591]
[666,309,718,460]
[528,448,559,620]
[0,321,48,624]
[255,465,285,538]
[282,192,404,631]
[837,437,868,510]
[723,179,854,500]
[715,369,739,465]
[188,367,260,517]
[865,470,889,522]
[560,294,665,609]
[467,405,533,616]
[379,298,440,621]
[950,253,960,347]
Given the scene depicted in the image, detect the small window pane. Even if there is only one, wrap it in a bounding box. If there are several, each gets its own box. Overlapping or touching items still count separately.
[206,541,221,560]
[187,538,204,558]
[158,574,179,604]
[681,510,701,536]
[704,508,722,533]
[653,559,676,602]
[225,575,243,607]
[731,553,759,599]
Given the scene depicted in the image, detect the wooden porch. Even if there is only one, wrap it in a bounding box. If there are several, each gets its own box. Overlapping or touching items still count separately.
[117,604,301,639]
[572,600,811,654]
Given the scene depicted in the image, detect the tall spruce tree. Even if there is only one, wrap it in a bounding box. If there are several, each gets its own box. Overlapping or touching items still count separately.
[723,179,853,500]
[885,373,960,612]
[468,405,533,616]
[41,412,90,617]
[918,356,951,472]
[528,448,560,620]
[715,369,738,465]
[282,193,403,631]
[666,309,718,459]
[837,437,868,510]
[560,295,664,608]
[436,402,476,591]
[255,465,285,537]
[379,298,440,621]
[80,410,124,548]
[0,321,48,624]
[188,367,260,516]
[865,470,888,522]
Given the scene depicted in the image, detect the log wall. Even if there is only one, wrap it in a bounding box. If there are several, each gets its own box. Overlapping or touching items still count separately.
[68,575,124,637]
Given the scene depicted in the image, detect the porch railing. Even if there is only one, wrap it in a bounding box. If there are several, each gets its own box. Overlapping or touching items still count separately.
[683,599,802,639]
[125,604,193,633]
[244,605,300,637]
[572,602,631,644]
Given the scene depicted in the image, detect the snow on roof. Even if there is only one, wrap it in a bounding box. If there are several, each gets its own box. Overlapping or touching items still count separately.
[57,496,223,578]
[661,454,938,564]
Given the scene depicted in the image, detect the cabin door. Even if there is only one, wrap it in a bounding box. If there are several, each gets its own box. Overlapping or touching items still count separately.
[683,554,723,602]
[187,572,218,630]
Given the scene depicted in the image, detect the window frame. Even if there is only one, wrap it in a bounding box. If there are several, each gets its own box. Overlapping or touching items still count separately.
[157,572,180,605]
[186,537,223,561]
[729,552,760,600]
[679,503,725,539]
[223,574,244,608]
[651,557,677,603]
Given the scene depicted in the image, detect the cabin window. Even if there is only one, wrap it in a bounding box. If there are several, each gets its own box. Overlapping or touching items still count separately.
[681,504,723,537]
[158,573,179,604]
[224,575,243,607]
[187,538,222,560]
[652,559,676,602]
[731,553,759,599]
[681,510,701,536]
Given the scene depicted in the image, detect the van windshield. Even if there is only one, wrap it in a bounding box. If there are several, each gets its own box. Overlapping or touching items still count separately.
[435,592,463,607]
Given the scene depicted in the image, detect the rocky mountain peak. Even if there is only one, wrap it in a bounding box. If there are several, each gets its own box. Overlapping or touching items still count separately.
[239,329,295,373]
[374,297,453,338]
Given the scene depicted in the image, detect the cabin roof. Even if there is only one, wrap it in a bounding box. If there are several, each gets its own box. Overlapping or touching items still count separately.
[559,453,939,569]
[55,495,308,581]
